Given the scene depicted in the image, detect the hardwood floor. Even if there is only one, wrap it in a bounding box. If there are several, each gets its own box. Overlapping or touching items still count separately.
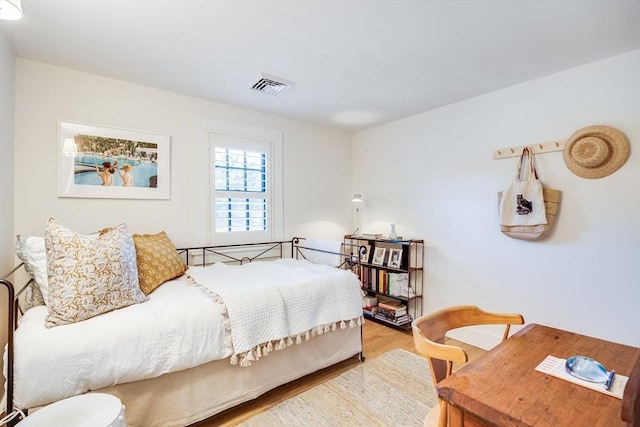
[192,320,485,427]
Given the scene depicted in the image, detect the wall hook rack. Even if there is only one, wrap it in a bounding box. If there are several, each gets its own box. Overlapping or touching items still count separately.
[494,139,566,159]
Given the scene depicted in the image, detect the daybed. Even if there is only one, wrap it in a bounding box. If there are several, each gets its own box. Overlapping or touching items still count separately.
[1,221,364,427]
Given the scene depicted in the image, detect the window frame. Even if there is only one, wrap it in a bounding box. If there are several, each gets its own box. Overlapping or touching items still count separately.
[212,143,268,234]
[206,121,283,246]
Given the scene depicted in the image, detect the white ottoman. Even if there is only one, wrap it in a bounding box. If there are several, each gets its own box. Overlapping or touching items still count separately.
[16,393,126,427]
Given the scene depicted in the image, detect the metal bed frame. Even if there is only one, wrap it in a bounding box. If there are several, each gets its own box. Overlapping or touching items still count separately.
[1,237,363,425]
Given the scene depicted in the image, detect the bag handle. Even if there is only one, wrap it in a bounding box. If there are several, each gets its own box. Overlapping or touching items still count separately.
[529,148,540,180]
[515,147,529,181]
[515,147,539,181]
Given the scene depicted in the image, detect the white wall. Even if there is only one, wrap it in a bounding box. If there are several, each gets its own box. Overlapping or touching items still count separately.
[9,51,640,350]
[353,50,640,348]
[13,59,353,248]
[0,28,16,351]
[0,30,15,270]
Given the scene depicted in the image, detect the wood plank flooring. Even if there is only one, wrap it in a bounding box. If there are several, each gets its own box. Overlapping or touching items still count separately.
[192,320,485,427]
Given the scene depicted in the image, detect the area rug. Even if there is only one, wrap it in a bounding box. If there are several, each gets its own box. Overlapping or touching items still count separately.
[239,348,437,426]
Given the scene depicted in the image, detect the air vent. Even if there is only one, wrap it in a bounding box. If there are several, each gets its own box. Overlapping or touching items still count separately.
[251,74,293,96]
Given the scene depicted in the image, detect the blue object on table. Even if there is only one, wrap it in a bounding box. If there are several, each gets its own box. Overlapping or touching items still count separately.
[565,355,616,390]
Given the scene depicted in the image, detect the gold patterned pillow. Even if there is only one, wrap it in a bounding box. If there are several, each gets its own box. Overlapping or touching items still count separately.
[132,231,187,294]
[44,219,148,327]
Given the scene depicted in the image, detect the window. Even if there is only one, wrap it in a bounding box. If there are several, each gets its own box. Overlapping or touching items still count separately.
[213,147,267,233]
[208,129,282,244]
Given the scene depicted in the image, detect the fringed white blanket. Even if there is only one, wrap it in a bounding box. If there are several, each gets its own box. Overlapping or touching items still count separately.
[186,259,363,367]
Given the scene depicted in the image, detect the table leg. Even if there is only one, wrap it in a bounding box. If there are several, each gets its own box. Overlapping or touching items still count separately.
[448,403,464,427]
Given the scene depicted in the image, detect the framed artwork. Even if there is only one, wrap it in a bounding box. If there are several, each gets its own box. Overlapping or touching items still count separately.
[387,248,403,268]
[360,244,371,263]
[371,247,386,266]
[58,121,170,199]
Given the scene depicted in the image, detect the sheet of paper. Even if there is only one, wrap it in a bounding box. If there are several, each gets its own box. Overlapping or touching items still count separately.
[535,355,628,399]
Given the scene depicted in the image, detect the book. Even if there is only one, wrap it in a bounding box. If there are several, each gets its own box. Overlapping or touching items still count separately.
[363,307,378,317]
[377,301,406,312]
[388,272,409,297]
[361,233,383,240]
[376,300,407,316]
[377,306,408,319]
[374,313,412,325]
[377,311,407,321]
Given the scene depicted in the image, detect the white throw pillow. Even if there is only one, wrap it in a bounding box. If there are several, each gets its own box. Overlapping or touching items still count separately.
[15,235,49,305]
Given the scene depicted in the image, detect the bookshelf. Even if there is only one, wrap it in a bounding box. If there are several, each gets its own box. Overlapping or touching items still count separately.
[344,235,424,331]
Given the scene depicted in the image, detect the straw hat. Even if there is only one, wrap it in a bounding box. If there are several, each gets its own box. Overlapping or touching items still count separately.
[563,125,630,179]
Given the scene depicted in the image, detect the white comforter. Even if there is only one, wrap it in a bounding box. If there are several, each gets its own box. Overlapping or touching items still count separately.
[3,259,363,410]
[4,275,231,410]
[187,259,363,366]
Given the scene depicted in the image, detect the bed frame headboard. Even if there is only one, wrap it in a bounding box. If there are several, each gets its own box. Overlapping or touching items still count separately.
[178,239,291,266]
[178,237,361,270]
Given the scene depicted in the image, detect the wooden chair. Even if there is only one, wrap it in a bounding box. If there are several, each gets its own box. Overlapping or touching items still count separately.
[411,305,525,427]
[622,355,640,427]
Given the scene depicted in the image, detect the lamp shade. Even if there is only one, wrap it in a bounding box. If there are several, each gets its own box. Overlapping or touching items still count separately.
[352,193,363,202]
[0,0,22,20]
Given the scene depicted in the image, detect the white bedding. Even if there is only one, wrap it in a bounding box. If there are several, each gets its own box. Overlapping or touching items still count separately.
[3,258,363,411]
[4,275,231,410]
[186,259,363,366]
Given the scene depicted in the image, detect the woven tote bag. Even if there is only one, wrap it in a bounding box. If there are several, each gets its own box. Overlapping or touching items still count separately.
[498,148,561,241]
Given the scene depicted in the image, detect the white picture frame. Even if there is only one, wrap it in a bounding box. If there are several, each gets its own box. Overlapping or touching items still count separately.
[58,121,170,199]
[387,248,402,268]
[371,247,386,266]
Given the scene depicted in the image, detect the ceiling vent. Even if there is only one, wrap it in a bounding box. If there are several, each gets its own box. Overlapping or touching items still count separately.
[251,74,293,96]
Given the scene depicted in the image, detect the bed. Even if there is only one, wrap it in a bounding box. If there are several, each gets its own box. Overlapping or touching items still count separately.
[1,222,364,427]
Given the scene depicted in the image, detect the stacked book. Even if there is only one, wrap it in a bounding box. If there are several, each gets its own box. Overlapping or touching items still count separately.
[360,233,383,240]
[375,301,411,326]
[363,306,378,317]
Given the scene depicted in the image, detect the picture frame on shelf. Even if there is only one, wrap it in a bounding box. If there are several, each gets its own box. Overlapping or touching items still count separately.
[360,245,371,263]
[387,248,402,268]
[371,247,386,266]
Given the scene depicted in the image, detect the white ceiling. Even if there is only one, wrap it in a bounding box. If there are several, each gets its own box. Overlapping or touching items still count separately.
[2,0,640,132]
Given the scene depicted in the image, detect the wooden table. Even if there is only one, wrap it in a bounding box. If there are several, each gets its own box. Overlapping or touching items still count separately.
[437,323,640,427]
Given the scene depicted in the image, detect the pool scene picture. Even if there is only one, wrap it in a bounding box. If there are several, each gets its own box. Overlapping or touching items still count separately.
[71,135,158,188]
[59,122,170,199]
